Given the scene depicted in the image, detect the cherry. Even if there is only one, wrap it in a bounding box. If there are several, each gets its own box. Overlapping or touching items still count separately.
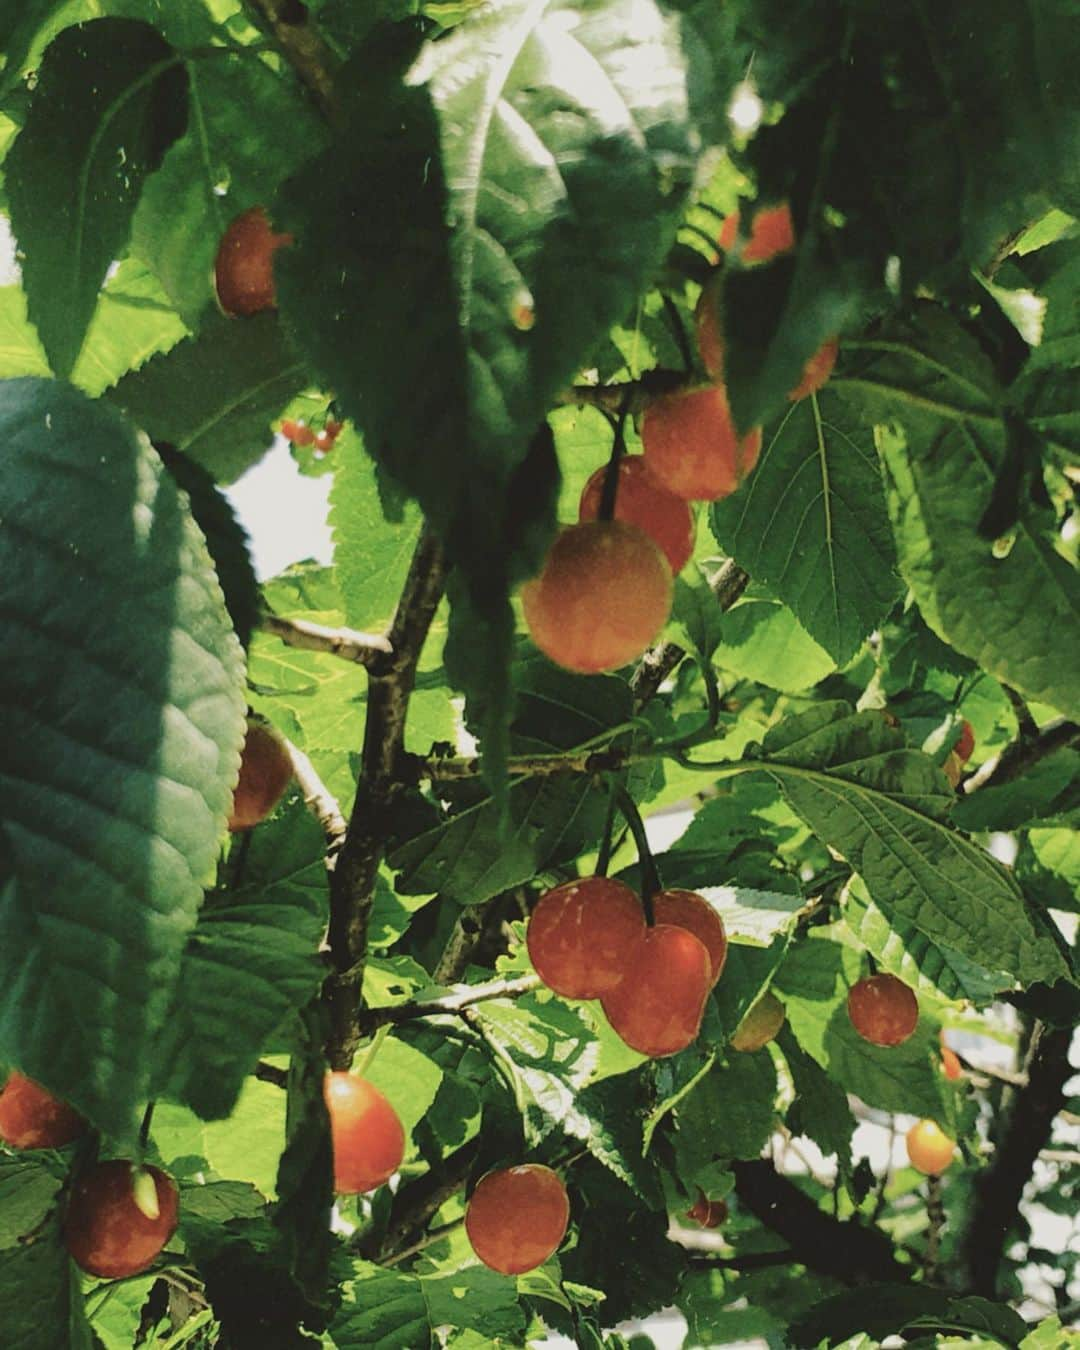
[788,336,839,402]
[641,384,762,502]
[527,877,645,1000]
[694,273,725,380]
[228,720,293,832]
[214,206,293,317]
[847,973,918,1047]
[63,1161,178,1279]
[941,1045,963,1081]
[280,418,314,447]
[600,924,711,1058]
[465,1164,569,1275]
[651,889,727,986]
[578,457,695,575]
[314,420,343,455]
[906,1119,956,1176]
[729,990,785,1052]
[323,1072,405,1195]
[0,1072,86,1149]
[955,720,976,764]
[521,520,673,674]
[717,202,796,265]
[685,1191,728,1228]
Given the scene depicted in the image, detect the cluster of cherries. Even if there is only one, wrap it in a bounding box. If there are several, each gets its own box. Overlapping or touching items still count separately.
[523,201,841,678]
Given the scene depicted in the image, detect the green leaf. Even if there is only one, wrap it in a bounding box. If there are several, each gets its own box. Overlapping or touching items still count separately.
[6,18,188,377]
[0,378,246,1140]
[390,775,608,906]
[0,1154,63,1251]
[852,305,1080,722]
[717,596,836,692]
[108,311,308,483]
[841,874,1013,1003]
[675,1051,779,1162]
[153,1077,287,1200]
[790,1283,1028,1350]
[773,931,952,1126]
[710,385,901,664]
[951,748,1080,833]
[780,1027,855,1175]
[758,702,1071,987]
[0,1203,94,1350]
[153,798,327,1118]
[1017,816,1080,917]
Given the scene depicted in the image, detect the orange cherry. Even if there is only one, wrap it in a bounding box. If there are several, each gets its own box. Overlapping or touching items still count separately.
[600,924,711,1057]
[521,520,673,674]
[280,418,314,447]
[717,202,796,265]
[686,1191,728,1228]
[729,990,785,1052]
[579,457,695,575]
[941,1046,963,1081]
[63,1162,179,1279]
[906,1119,956,1176]
[527,877,645,1000]
[228,720,293,832]
[847,974,919,1047]
[465,1164,570,1275]
[641,384,762,502]
[0,1072,86,1150]
[324,1073,406,1195]
[214,206,293,317]
[955,720,976,764]
[651,889,727,986]
[694,272,725,380]
[788,336,839,401]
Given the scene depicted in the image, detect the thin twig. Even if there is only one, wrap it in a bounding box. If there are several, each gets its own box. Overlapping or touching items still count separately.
[325,529,448,1069]
[924,1174,945,1283]
[962,719,1080,794]
[355,973,541,1035]
[243,0,340,123]
[283,737,347,853]
[554,369,688,415]
[262,612,394,669]
[254,1060,288,1088]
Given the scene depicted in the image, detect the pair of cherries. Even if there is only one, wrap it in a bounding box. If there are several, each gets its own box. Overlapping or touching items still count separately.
[526,876,727,1058]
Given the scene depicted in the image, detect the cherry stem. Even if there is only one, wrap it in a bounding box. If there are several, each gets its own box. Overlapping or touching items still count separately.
[138,1101,155,1152]
[594,780,619,877]
[613,785,661,923]
[597,396,630,522]
[661,292,695,374]
[352,1023,390,1079]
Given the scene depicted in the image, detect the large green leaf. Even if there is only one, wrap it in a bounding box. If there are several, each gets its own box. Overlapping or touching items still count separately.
[710,385,901,664]
[0,1155,63,1252]
[756,702,1071,987]
[0,1203,94,1350]
[108,312,308,483]
[842,305,1080,721]
[0,378,246,1139]
[5,18,188,377]
[153,798,327,1119]
[790,1283,1028,1350]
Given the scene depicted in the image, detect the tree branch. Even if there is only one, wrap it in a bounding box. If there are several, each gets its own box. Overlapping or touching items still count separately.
[262,612,393,669]
[732,1159,910,1286]
[243,0,340,123]
[554,369,688,416]
[415,743,652,784]
[631,558,750,707]
[355,974,541,1035]
[324,528,448,1069]
[959,1021,1075,1296]
[283,737,347,852]
[963,718,1080,794]
[368,1137,482,1263]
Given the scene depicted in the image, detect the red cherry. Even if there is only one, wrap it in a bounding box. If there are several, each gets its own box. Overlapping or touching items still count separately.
[465,1164,569,1275]
[578,457,696,575]
[323,1072,406,1195]
[847,973,919,1047]
[228,721,293,832]
[63,1162,178,1279]
[521,520,673,674]
[686,1191,728,1228]
[280,418,314,447]
[955,720,976,764]
[718,203,796,265]
[214,206,293,317]
[788,337,839,401]
[641,384,762,502]
[323,419,344,440]
[527,877,645,1000]
[0,1072,86,1149]
[651,889,727,986]
[941,1045,963,1081]
[694,273,725,380]
[600,924,711,1058]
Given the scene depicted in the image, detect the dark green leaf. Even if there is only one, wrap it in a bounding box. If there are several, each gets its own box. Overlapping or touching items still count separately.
[6,19,188,377]
[790,1283,1028,1350]
[675,1051,779,1162]
[0,1203,94,1350]
[779,1027,855,1175]
[0,1154,63,1251]
[0,378,246,1140]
